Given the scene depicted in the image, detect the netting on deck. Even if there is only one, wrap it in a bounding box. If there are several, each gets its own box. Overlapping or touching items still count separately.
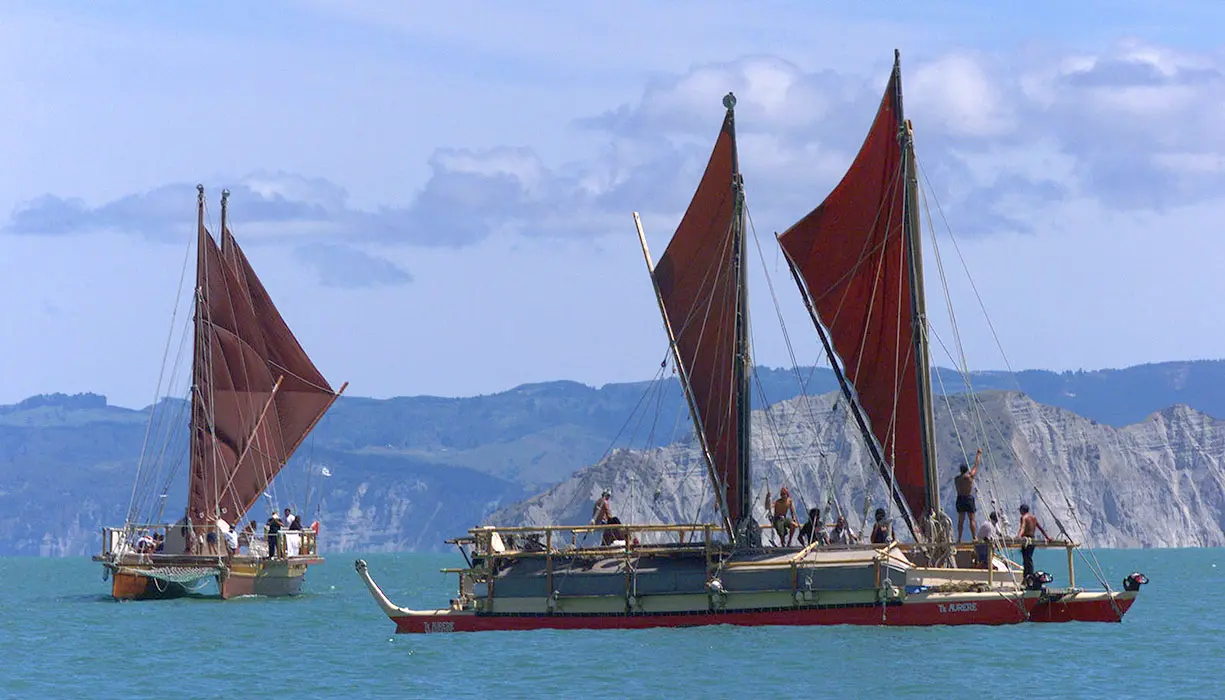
[118,565,221,584]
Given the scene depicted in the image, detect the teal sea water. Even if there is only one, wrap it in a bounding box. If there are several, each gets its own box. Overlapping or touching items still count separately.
[0,548,1219,699]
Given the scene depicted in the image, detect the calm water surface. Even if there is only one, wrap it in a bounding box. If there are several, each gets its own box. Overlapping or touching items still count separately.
[0,548,1219,698]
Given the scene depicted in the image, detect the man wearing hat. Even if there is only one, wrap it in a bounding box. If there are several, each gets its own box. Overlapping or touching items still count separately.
[265,511,283,558]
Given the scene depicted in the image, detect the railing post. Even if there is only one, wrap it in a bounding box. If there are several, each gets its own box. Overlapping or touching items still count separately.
[545,529,553,611]
[1067,543,1075,588]
[987,541,994,586]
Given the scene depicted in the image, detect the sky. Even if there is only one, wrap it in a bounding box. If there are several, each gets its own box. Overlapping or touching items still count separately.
[3,1,1225,408]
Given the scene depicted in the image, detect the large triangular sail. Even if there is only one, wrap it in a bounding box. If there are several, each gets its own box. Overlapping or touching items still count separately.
[188,187,344,528]
[777,52,939,536]
[639,94,753,540]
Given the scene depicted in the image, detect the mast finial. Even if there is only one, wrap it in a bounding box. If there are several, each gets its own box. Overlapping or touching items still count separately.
[221,188,230,200]
[197,184,204,195]
[723,92,737,110]
[894,49,901,64]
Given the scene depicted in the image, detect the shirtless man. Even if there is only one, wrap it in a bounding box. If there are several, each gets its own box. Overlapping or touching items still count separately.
[765,487,799,547]
[590,490,617,544]
[591,490,613,526]
[1016,504,1051,580]
[954,448,983,542]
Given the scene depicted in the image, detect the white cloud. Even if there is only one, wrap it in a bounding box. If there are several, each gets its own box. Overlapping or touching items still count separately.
[910,53,1014,137]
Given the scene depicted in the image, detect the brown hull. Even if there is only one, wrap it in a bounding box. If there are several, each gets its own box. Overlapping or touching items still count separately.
[101,555,321,601]
[218,559,310,599]
[110,571,198,600]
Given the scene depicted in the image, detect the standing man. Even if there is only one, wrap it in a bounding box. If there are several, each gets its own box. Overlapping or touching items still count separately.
[591,489,612,525]
[955,448,983,542]
[265,511,283,558]
[1016,504,1051,581]
[590,489,613,544]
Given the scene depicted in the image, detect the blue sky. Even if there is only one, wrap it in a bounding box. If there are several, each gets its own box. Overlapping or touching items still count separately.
[3,1,1225,408]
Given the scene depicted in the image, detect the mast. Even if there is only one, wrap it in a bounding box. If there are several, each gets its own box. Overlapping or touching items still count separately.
[220,188,229,239]
[894,50,943,534]
[189,183,207,527]
[726,92,757,547]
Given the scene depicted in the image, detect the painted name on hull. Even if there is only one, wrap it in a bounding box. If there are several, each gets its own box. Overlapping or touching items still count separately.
[423,621,455,633]
[937,602,978,613]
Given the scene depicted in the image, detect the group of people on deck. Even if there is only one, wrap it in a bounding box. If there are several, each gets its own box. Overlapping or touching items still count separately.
[764,445,1055,580]
[263,508,308,558]
[587,445,1055,582]
[128,507,317,558]
[766,487,890,548]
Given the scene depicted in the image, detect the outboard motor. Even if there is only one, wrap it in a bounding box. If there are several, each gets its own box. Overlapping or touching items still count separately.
[1025,570,1054,591]
[1123,572,1149,592]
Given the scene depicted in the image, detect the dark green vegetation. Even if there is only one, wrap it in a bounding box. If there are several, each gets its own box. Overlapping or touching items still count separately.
[0,359,1220,555]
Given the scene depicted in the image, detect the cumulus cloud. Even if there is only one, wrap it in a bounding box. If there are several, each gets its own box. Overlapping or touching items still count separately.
[293,243,413,289]
[6,173,362,241]
[7,42,1225,247]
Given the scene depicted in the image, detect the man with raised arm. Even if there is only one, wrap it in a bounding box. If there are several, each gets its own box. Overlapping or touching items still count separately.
[954,448,983,542]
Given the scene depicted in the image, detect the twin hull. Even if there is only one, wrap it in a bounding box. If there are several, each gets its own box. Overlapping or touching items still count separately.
[357,544,1135,633]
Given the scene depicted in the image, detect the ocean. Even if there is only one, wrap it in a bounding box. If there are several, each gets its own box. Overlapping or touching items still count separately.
[1,548,1218,699]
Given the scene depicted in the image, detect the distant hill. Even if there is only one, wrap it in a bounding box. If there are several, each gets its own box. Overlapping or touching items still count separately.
[1,358,1224,555]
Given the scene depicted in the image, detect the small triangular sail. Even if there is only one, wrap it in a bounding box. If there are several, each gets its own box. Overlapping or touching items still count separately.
[777,55,934,527]
[650,106,747,532]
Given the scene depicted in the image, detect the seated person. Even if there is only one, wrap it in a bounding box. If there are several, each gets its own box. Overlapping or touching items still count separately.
[975,511,1000,569]
[766,487,799,547]
[828,516,858,545]
[798,507,827,546]
[601,517,627,546]
[135,531,155,553]
[869,508,892,545]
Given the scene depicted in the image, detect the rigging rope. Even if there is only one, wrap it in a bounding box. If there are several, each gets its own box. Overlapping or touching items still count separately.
[915,157,1117,601]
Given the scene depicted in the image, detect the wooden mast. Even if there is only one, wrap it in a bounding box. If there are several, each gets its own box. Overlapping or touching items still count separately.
[189,183,208,531]
[726,92,758,548]
[895,50,944,537]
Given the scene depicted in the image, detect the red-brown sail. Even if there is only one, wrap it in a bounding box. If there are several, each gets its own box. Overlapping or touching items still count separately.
[221,227,341,517]
[189,222,282,527]
[187,217,341,528]
[777,66,929,521]
[651,112,744,525]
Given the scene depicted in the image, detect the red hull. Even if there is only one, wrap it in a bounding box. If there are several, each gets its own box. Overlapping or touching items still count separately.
[391,598,1033,633]
[1029,591,1137,623]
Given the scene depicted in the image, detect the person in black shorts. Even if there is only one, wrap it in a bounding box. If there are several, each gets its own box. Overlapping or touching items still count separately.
[954,448,982,542]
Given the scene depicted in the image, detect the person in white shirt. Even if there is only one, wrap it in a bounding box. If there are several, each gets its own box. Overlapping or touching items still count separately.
[975,511,1000,568]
